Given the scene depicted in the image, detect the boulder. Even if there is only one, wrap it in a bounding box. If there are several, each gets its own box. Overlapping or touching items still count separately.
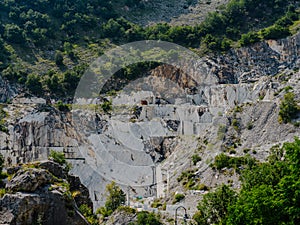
[6,168,54,192]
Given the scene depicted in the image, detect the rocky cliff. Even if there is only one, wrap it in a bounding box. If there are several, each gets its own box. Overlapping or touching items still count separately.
[0,32,299,219]
[0,160,91,225]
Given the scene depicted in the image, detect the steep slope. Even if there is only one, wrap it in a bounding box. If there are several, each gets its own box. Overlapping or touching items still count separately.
[0,161,92,225]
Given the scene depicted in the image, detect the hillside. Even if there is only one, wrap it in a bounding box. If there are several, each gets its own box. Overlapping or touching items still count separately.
[0,0,300,225]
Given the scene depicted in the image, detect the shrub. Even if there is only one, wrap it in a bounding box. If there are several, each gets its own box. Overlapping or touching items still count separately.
[0,188,6,198]
[136,211,162,225]
[261,24,290,40]
[49,150,66,165]
[97,181,126,217]
[239,31,261,46]
[4,23,24,43]
[278,92,299,123]
[0,106,8,133]
[173,193,185,203]
[192,154,202,165]
[79,204,98,225]
[194,185,237,225]
[101,100,112,113]
[25,74,43,95]
[55,51,64,66]
[56,100,71,112]
[151,199,163,208]
[232,119,240,132]
[212,153,257,171]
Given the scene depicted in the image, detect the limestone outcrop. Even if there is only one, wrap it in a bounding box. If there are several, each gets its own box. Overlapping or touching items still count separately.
[0,161,91,225]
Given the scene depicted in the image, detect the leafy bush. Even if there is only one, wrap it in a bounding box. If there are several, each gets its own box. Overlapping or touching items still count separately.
[193,185,237,225]
[79,204,98,225]
[151,199,163,208]
[173,193,185,204]
[100,100,112,113]
[0,106,8,133]
[212,153,257,171]
[4,23,24,43]
[136,211,162,225]
[49,150,66,165]
[55,51,64,66]
[192,154,202,165]
[278,92,299,123]
[261,24,290,40]
[0,188,6,198]
[56,100,71,112]
[97,181,126,217]
[232,119,240,132]
[25,74,43,96]
[239,31,261,46]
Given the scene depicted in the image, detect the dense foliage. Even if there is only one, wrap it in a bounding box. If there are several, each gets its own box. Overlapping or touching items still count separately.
[135,211,163,225]
[194,138,300,224]
[97,181,126,217]
[0,0,298,96]
[0,105,8,133]
[278,92,300,123]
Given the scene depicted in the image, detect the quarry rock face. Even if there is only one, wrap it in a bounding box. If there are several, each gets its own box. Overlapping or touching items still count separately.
[6,168,54,192]
[0,161,91,225]
[0,32,299,212]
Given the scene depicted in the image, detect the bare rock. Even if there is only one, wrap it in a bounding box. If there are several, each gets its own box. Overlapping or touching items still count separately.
[6,168,54,192]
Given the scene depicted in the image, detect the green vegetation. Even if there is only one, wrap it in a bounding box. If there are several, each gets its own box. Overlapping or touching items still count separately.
[49,150,71,172]
[177,169,208,191]
[193,185,237,225]
[79,204,98,225]
[194,138,300,224]
[278,92,300,123]
[231,118,240,132]
[191,154,202,165]
[49,150,66,165]
[56,100,71,112]
[173,193,185,204]
[211,153,257,171]
[0,0,297,97]
[0,188,6,198]
[100,100,113,113]
[97,181,126,217]
[135,211,162,225]
[0,105,8,133]
[151,199,163,208]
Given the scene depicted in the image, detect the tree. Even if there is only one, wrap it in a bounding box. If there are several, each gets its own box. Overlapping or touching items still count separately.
[97,181,126,217]
[25,74,43,95]
[261,24,290,40]
[239,31,261,46]
[224,138,300,224]
[136,211,162,225]
[278,92,299,123]
[193,185,237,225]
[4,24,24,43]
[49,150,66,165]
[55,51,64,66]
